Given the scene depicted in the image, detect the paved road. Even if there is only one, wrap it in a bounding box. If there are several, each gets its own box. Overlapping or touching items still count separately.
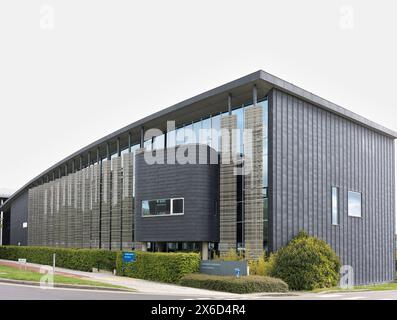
[0,282,192,300]
[271,290,397,300]
[0,282,396,300]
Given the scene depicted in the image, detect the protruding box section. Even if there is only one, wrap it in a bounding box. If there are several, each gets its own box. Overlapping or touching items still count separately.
[134,144,219,242]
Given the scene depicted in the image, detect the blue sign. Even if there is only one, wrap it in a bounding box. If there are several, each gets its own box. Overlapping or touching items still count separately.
[122,252,136,263]
[234,268,241,278]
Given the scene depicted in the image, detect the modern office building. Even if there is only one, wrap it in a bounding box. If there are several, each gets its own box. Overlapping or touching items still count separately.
[0,70,395,284]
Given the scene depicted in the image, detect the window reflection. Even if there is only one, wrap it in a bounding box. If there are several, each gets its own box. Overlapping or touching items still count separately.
[153,134,165,150]
[332,187,339,225]
[348,191,362,217]
[141,198,184,216]
[167,130,176,148]
[176,127,185,146]
[200,118,211,146]
[232,107,244,155]
[193,121,201,144]
[144,139,152,151]
[211,114,221,151]
[184,124,194,144]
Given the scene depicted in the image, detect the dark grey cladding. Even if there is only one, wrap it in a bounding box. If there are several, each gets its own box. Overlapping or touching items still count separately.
[134,144,219,242]
[268,88,395,285]
[9,191,28,246]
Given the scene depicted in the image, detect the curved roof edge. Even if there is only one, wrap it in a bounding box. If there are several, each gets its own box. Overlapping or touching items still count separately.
[2,69,396,211]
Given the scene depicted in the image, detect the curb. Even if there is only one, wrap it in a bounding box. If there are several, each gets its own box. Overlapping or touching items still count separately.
[0,278,133,292]
[245,292,297,297]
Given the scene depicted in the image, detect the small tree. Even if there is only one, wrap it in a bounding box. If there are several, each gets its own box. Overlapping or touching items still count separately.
[249,253,275,276]
[222,248,244,261]
[270,231,341,290]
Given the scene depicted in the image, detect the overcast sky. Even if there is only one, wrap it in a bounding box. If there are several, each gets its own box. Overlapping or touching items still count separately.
[0,0,396,195]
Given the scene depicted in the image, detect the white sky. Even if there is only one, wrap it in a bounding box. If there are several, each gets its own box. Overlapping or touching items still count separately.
[0,1,396,214]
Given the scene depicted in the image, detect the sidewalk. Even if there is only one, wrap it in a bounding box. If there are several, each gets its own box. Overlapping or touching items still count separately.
[0,259,239,298]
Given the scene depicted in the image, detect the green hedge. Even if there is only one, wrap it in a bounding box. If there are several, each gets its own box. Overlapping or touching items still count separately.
[116,251,200,283]
[0,246,117,272]
[179,274,289,294]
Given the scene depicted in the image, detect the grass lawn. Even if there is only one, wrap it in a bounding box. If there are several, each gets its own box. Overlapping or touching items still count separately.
[0,265,127,290]
[312,281,397,293]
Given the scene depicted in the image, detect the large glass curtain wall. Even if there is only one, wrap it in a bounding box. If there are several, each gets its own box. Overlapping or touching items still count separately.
[94,96,270,253]
[142,98,269,252]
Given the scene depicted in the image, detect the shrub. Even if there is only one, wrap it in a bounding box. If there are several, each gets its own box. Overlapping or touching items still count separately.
[220,249,244,261]
[179,274,288,294]
[270,231,341,290]
[0,246,117,272]
[249,254,275,276]
[116,251,200,283]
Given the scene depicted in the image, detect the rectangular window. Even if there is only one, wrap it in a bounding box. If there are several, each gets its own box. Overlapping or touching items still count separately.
[172,198,184,214]
[176,127,185,146]
[331,187,339,225]
[211,114,221,151]
[184,124,194,144]
[348,191,362,218]
[166,130,176,148]
[144,139,152,151]
[153,134,165,150]
[142,198,184,216]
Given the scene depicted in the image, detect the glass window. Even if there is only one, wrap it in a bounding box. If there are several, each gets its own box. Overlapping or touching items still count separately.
[144,139,152,151]
[263,198,268,252]
[142,199,170,216]
[232,107,244,154]
[167,130,176,148]
[348,191,362,218]
[184,124,194,144]
[193,121,201,144]
[176,127,185,146]
[261,100,268,139]
[263,155,268,188]
[211,113,221,151]
[332,187,339,225]
[200,117,211,146]
[261,98,269,253]
[120,148,129,156]
[153,134,165,150]
[172,198,184,214]
[142,200,150,215]
[142,198,184,216]
[155,199,170,215]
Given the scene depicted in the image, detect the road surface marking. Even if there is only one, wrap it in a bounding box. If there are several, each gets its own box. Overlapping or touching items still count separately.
[317,294,342,298]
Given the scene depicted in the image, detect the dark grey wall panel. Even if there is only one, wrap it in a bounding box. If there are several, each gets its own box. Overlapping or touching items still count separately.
[269,88,395,285]
[2,210,10,245]
[135,145,219,242]
[10,191,28,246]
